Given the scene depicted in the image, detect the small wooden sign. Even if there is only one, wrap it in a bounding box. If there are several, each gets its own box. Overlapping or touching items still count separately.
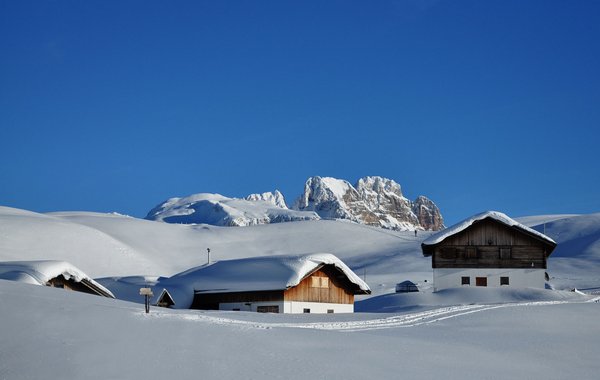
[139,287,154,296]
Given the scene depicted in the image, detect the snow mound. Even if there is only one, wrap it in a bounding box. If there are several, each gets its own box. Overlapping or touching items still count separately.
[145,193,319,226]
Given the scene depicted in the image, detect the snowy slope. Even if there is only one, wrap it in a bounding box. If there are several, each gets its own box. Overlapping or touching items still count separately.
[145,192,319,226]
[1,279,598,380]
[0,207,157,277]
[519,213,600,290]
[1,206,430,293]
[2,206,600,294]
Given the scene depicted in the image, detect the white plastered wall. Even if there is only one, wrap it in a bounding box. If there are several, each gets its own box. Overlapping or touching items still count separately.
[433,268,545,292]
[218,301,354,314]
[283,301,353,314]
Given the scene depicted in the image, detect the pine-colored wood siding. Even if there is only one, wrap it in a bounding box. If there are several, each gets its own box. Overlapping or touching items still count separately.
[431,218,552,269]
[284,267,355,304]
[190,265,363,309]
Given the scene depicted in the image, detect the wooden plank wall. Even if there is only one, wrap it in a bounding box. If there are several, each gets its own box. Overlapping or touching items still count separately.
[432,219,549,269]
[284,267,354,304]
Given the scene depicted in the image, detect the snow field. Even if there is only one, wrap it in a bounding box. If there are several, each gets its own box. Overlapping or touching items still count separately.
[1,280,599,380]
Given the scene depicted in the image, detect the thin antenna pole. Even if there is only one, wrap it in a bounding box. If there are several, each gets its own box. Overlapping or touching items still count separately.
[207,248,211,264]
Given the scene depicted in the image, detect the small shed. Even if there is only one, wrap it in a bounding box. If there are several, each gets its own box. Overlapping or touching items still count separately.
[0,260,115,298]
[155,288,175,308]
[395,280,419,293]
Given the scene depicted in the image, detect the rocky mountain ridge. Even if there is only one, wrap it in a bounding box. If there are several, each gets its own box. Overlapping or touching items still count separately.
[292,176,444,231]
[145,176,444,231]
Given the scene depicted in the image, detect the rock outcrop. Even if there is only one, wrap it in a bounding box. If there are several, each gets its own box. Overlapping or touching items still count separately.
[293,176,444,231]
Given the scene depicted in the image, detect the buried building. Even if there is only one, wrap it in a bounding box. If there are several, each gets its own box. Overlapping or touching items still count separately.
[0,260,115,298]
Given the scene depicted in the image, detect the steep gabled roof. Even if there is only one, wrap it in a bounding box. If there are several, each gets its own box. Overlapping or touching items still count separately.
[0,260,115,298]
[421,211,557,256]
[158,253,371,308]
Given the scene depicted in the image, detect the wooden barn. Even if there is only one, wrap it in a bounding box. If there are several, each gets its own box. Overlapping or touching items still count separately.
[0,260,115,298]
[421,211,557,292]
[161,253,371,314]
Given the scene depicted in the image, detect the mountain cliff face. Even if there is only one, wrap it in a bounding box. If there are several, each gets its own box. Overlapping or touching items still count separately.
[293,176,444,231]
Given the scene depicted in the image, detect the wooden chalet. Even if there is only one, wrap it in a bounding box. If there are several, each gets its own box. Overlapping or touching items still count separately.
[421,211,557,291]
[162,253,371,314]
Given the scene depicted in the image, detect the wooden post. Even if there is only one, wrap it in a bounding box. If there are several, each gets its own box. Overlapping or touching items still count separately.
[139,287,154,314]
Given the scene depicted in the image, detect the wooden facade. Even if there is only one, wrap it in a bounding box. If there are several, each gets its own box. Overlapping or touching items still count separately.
[283,267,355,304]
[422,218,556,270]
[191,264,361,311]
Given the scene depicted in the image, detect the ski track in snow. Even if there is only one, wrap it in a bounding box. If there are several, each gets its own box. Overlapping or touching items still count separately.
[143,297,600,332]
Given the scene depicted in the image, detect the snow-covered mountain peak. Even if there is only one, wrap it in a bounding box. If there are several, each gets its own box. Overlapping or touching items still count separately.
[144,176,443,231]
[145,192,319,226]
[356,176,404,198]
[245,190,288,209]
[293,176,444,231]
[293,176,358,220]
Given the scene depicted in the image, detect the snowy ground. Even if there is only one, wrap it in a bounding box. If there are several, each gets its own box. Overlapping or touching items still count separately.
[1,280,598,380]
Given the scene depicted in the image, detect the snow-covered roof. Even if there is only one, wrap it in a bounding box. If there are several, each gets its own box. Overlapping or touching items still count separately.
[159,253,371,308]
[0,260,115,298]
[421,211,557,252]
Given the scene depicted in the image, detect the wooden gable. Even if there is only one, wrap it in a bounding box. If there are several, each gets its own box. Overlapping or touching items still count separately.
[424,217,556,270]
[284,265,356,305]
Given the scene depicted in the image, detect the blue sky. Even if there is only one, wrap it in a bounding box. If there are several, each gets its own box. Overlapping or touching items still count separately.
[1,0,599,225]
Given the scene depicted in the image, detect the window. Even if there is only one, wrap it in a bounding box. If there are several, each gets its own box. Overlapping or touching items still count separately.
[311,276,329,288]
[476,277,487,287]
[500,247,511,260]
[257,305,279,313]
[303,308,311,314]
[461,276,470,285]
[500,277,509,286]
[327,309,334,314]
